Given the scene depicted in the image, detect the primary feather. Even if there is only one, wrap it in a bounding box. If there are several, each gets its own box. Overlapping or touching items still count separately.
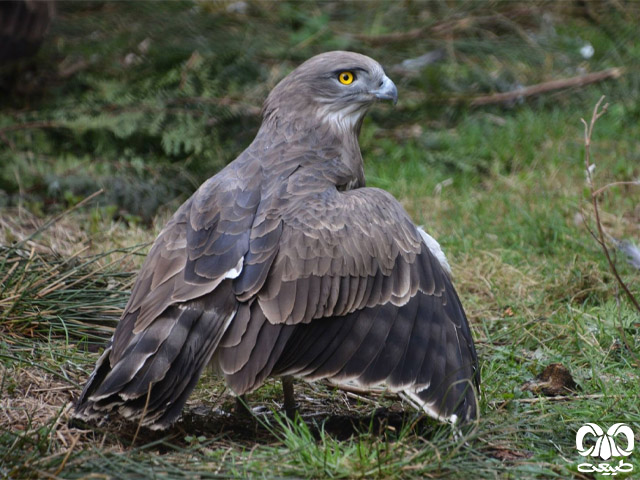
[75,51,479,429]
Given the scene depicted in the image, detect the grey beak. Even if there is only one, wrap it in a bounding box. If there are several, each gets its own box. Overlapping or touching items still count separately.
[373,75,398,105]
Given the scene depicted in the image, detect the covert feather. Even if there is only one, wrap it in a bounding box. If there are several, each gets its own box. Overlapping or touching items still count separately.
[75,51,479,429]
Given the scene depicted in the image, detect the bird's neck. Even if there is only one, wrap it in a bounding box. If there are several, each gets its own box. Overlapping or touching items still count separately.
[253,116,366,190]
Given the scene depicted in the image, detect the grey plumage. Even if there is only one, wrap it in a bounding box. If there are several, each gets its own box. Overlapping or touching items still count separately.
[75,51,479,429]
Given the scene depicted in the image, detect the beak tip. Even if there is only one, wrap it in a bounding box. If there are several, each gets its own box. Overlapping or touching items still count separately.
[374,75,398,105]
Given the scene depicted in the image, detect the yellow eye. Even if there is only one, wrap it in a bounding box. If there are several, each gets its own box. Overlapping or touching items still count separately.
[338,71,354,85]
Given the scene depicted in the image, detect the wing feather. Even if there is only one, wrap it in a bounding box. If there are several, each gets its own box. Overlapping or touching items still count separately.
[220,304,292,395]
[218,302,264,376]
[360,290,419,384]
[232,185,479,421]
[76,281,238,427]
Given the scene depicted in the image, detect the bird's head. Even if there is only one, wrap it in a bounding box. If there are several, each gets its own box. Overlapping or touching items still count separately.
[262,51,397,135]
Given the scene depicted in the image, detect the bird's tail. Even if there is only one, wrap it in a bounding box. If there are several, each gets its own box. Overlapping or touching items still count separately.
[74,282,237,429]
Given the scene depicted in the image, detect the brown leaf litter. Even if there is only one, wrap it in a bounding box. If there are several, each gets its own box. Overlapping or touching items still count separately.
[522,363,578,396]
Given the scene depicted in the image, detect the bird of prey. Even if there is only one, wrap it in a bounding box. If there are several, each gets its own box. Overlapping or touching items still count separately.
[75,51,479,429]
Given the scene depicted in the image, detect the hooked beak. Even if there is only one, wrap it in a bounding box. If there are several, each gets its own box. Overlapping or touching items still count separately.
[372,75,398,105]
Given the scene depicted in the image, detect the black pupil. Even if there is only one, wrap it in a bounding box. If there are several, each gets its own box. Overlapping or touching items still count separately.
[343,73,349,81]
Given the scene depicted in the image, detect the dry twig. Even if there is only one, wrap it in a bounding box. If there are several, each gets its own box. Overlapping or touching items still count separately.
[581,96,640,365]
[582,97,640,313]
[131,381,153,445]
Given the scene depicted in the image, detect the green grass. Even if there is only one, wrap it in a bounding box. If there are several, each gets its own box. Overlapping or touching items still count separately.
[2,1,640,478]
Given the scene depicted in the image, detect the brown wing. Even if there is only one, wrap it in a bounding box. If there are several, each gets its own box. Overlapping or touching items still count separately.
[76,158,262,428]
[110,164,261,360]
[233,185,428,323]
[220,185,479,422]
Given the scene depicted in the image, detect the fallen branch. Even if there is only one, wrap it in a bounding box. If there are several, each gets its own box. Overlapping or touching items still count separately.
[58,58,90,79]
[324,380,398,401]
[355,6,535,45]
[355,27,425,46]
[0,120,60,135]
[469,68,624,106]
[489,393,607,407]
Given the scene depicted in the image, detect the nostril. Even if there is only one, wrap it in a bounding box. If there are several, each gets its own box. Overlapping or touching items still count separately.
[378,80,384,87]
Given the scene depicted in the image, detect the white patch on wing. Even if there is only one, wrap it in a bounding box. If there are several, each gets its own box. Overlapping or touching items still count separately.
[224,256,244,279]
[132,256,244,335]
[417,226,451,276]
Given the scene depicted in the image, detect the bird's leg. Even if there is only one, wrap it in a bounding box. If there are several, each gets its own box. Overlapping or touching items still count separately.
[235,394,250,417]
[282,375,297,418]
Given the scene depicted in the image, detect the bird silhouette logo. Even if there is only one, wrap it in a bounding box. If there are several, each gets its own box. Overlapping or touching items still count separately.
[576,423,635,461]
